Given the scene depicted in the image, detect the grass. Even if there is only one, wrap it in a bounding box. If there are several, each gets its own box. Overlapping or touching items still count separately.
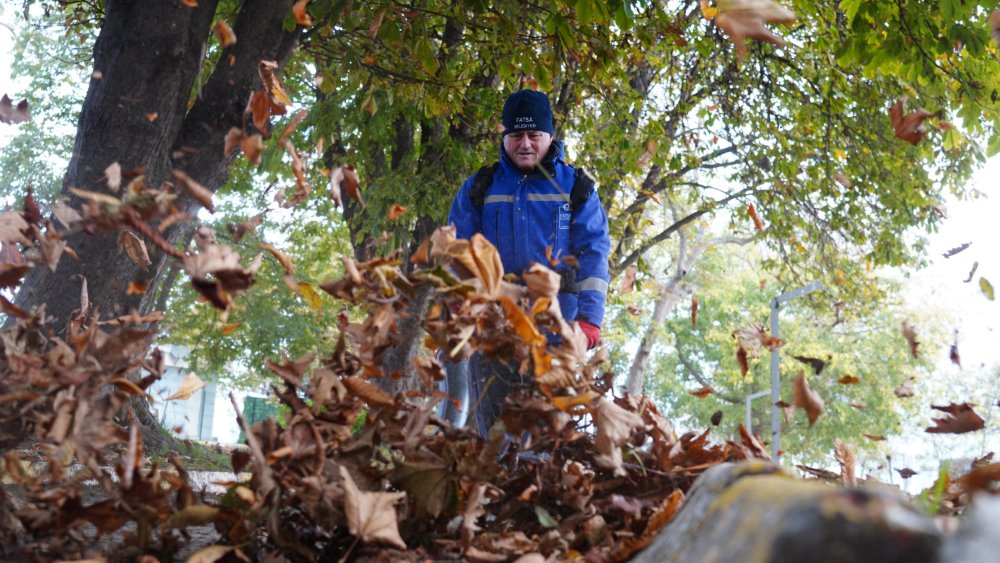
[145,425,233,473]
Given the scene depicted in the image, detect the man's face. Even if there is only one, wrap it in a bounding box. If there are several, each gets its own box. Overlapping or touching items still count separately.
[503,131,553,172]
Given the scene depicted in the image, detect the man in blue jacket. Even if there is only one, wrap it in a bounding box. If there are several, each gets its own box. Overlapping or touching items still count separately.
[445,89,611,436]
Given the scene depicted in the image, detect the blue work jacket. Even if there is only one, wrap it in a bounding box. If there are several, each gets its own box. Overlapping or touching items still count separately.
[448,141,611,327]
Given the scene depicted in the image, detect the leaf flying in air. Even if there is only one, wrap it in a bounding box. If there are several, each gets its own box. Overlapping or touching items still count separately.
[714,0,797,59]
[889,97,933,145]
[979,277,994,301]
[0,94,30,124]
[901,320,919,359]
[792,371,824,426]
[925,403,986,434]
[942,242,971,258]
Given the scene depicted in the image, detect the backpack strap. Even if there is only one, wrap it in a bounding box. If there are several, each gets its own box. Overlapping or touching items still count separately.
[469,162,499,210]
[571,167,596,211]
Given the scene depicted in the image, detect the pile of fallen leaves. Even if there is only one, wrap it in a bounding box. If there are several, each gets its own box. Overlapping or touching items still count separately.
[0,180,780,561]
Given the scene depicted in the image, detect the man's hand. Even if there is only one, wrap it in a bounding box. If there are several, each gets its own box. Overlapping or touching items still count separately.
[578,320,601,350]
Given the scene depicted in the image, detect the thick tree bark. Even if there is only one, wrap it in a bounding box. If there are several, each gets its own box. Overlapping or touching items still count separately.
[11,0,299,448]
[14,0,220,332]
[14,0,300,334]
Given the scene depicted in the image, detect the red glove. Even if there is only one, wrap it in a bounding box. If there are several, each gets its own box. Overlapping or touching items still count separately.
[578,320,601,350]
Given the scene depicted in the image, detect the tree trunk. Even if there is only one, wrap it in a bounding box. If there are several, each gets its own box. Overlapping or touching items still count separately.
[625,223,703,396]
[14,0,299,334]
[14,0,220,332]
[12,0,299,448]
[632,462,941,563]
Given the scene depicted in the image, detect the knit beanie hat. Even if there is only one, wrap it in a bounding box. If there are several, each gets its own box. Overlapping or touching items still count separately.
[501,90,554,136]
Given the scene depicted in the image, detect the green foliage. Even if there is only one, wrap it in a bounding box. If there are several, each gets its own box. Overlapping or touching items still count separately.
[163,194,354,389]
[916,464,951,515]
[0,7,90,204]
[636,246,932,465]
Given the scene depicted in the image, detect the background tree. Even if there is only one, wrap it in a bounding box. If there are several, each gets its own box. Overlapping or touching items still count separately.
[629,244,933,465]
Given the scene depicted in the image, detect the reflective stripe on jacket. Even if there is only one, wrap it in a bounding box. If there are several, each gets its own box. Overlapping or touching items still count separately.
[448,141,611,327]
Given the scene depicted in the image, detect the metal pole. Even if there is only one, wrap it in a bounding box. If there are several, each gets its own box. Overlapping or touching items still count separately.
[770,298,781,460]
[769,280,823,462]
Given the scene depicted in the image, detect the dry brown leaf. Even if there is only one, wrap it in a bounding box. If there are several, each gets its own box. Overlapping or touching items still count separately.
[330,165,361,207]
[292,0,312,26]
[523,263,561,300]
[688,385,714,398]
[173,170,215,212]
[593,398,645,476]
[950,329,961,368]
[499,296,546,347]
[259,242,295,274]
[387,204,408,221]
[889,98,934,145]
[0,94,30,124]
[224,127,243,157]
[259,60,292,107]
[894,378,915,398]
[926,402,986,434]
[282,140,311,206]
[837,375,859,385]
[265,352,313,387]
[621,264,636,295]
[227,213,264,243]
[241,133,264,164]
[117,230,152,271]
[862,433,886,441]
[51,198,82,229]
[339,465,407,549]
[126,279,148,295]
[105,161,122,192]
[470,233,503,298]
[792,371,824,426]
[833,438,856,486]
[166,372,205,401]
[690,297,698,328]
[213,21,237,47]
[901,320,919,358]
[942,241,971,258]
[715,0,796,59]
[747,203,764,231]
[342,376,394,408]
[278,109,309,144]
[0,210,30,246]
[992,10,1000,50]
[736,346,749,376]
